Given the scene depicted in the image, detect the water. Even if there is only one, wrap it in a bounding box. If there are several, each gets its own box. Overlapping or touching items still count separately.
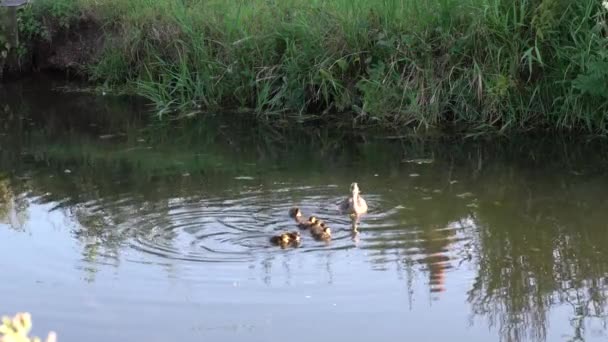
[2,76,608,342]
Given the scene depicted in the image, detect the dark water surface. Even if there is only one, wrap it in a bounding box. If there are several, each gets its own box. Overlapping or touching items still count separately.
[2,76,608,342]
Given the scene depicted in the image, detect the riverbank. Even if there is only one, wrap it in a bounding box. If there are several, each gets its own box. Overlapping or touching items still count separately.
[1,0,608,133]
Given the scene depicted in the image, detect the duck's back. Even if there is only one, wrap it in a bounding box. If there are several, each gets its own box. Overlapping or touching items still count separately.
[356,196,368,213]
[339,197,353,213]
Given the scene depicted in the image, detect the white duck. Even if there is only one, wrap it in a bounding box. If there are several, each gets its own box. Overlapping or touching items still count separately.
[339,182,368,217]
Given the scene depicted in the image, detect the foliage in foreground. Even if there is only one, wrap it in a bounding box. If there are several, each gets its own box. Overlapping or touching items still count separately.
[0,313,56,342]
[11,0,608,132]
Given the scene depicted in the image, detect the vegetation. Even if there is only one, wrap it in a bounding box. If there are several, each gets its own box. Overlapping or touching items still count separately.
[0,8,12,77]
[0,313,56,342]
[4,0,608,133]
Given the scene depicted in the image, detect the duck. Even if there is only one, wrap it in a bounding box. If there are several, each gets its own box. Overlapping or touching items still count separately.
[270,231,301,248]
[339,182,368,216]
[288,207,318,229]
[310,221,331,241]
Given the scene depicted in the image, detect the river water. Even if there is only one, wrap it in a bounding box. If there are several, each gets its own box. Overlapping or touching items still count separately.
[1,76,608,342]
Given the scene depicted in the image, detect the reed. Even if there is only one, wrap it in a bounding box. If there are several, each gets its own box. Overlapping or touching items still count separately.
[16,0,608,133]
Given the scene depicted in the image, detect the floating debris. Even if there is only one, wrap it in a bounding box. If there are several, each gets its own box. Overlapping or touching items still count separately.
[234,176,254,180]
[395,205,414,210]
[409,173,420,177]
[64,169,72,174]
[403,158,434,164]
[422,196,433,200]
[456,192,474,198]
[449,180,458,184]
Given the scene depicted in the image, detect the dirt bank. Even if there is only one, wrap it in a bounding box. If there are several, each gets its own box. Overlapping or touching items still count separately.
[1,14,105,80]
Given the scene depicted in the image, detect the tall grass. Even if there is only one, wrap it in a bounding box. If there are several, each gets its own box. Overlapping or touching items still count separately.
[20,0,608,132]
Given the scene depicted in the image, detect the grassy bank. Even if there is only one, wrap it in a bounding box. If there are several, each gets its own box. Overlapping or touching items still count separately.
[5,0,608,132]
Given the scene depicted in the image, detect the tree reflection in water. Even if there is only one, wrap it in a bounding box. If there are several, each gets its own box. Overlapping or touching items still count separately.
[2,83,608,341]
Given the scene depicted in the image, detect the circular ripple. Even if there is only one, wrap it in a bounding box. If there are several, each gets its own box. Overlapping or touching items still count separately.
[66,183,473,266]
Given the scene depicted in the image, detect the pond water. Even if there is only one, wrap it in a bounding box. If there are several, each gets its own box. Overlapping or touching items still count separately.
[2,76,608,342]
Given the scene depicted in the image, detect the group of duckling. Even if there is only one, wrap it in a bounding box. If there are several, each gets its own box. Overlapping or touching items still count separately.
[269,208,332,248]
[270,182,367,249]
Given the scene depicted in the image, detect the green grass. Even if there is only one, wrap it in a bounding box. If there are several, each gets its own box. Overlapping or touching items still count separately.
[13,0,608,133]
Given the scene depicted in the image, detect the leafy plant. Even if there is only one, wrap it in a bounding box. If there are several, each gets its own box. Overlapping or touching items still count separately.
[17,5,48,41]
[9,0,608,133]
[573,59,608,99]
[0,313,56,342]
[0,9,10,64]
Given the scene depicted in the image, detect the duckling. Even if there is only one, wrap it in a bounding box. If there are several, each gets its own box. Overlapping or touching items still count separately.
[288,207,319,229]
[270,231,301,248]
[300,216,320,229]
[310,221,331,241]
[288,207,302,220]
[339,182,368,216]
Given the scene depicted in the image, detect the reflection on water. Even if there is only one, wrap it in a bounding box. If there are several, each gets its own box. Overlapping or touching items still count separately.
[2,76,608,341]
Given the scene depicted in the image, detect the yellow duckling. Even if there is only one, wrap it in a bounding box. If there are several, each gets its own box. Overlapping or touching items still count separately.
[310,221,331,241]
[288,207,318,229]
[270,231,301,248]
[300,216,319,229]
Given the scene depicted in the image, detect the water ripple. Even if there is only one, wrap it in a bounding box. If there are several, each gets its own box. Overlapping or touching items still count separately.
[61,184,474,268]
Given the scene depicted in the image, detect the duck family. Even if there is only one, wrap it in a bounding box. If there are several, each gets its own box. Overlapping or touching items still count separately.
[271,182,366,247]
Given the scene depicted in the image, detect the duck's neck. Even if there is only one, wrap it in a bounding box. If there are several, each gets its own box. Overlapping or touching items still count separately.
[352,191,359,201]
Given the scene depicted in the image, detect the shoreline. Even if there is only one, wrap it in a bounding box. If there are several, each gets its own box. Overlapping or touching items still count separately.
[1,0,607,134]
